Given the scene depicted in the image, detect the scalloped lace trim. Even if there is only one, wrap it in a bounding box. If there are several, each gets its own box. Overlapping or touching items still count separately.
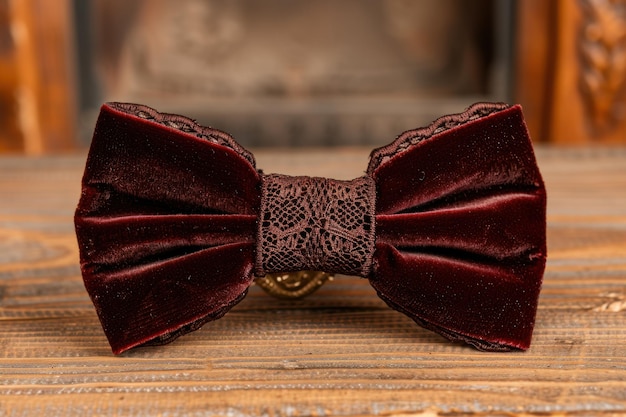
[108,102,256,168]
[367,102,510,174]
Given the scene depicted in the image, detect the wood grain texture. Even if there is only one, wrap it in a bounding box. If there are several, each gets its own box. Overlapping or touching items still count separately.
[1,148,626,416]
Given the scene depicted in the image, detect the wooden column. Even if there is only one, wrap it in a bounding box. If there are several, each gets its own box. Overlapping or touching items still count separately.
[0,0,77,154]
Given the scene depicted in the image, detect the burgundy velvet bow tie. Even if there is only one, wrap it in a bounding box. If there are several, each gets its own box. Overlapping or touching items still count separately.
[75,102,546,354]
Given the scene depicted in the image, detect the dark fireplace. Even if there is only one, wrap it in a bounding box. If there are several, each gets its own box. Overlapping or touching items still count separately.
[76,0,514,146]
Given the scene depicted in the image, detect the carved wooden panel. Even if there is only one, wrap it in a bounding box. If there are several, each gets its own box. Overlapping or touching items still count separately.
[516,0,626,143]
[578,0,626,137]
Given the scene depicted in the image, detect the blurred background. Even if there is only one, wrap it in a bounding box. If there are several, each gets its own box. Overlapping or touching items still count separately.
[1,0,625,153]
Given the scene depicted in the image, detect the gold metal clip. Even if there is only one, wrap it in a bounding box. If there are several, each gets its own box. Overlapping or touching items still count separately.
[255,271,334,299]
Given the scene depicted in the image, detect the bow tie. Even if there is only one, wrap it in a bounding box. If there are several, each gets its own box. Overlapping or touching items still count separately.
[75,102,546,354]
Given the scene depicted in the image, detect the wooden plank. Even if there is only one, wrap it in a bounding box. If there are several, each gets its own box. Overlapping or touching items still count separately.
[1,148,626,416]
[514,0,555,143]
[0,0,24,152]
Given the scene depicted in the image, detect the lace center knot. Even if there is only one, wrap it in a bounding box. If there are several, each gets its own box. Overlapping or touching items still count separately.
[255,174,376,277]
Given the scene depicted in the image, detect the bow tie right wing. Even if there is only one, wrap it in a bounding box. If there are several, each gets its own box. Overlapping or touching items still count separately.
[368,104,547,351]
[75,103,261,354]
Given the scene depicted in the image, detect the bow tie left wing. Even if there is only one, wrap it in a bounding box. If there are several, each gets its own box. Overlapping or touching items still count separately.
[368,103,547,350]
[75,103,261,354]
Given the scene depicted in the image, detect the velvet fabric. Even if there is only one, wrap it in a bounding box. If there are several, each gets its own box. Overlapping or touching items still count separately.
[75,102,546,354]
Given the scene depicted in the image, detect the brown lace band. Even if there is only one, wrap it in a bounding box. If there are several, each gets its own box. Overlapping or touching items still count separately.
[255,174,376,277]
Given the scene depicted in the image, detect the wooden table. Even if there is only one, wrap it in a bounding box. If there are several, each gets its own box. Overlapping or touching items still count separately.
[1,148,625,416]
